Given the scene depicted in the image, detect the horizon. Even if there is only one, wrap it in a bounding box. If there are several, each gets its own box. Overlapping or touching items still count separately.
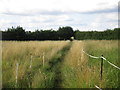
[1,26,117,32]
[0,0,119,31]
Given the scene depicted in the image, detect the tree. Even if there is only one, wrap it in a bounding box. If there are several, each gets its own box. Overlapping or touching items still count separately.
[2,26,120,40]
[15,26,26,40]
[57,26,74,40]
[2,26,26,40]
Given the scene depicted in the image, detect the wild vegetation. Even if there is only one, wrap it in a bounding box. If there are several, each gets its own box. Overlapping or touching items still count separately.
[2,41,69,88]
[84,40,119,88]
[1,26,119,40]
[2,40,119,88]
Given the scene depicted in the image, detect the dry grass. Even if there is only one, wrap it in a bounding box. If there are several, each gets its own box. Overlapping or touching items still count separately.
[83,40,119,88]
[61,40,96,88]
[2,40,119,88]
[2,41,69,88]
[61,40,118,88]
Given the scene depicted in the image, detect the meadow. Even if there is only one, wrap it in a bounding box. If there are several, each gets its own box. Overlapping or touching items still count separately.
[2,40,119,88]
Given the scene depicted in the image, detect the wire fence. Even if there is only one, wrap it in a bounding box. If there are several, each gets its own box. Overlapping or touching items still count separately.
[82,49,120,89]
[82,49,120,70]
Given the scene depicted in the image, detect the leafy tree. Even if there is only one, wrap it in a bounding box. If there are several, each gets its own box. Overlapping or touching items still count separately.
[1,26,120,40]
[57,26,74,40]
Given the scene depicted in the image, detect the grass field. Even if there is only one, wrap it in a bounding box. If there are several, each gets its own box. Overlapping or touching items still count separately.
[2,40,119,88]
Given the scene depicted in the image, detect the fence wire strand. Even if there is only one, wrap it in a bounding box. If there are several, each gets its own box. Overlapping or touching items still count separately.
[82,49,120,70]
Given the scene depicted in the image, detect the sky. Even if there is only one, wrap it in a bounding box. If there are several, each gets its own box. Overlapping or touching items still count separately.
[0,0,119,31]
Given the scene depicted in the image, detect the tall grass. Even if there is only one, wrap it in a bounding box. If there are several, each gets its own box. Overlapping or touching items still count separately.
[61,40,95,88]
[2,40,119,88]
[61,40,119,88]
[84,40,119,88]
[2,41,69,88]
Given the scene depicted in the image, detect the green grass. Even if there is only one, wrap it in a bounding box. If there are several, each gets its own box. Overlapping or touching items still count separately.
[2,40,119,88]
[2,41,69,88]
[84,40,119,88]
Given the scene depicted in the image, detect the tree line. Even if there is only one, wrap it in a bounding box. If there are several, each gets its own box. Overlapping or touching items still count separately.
[1,26,120,40]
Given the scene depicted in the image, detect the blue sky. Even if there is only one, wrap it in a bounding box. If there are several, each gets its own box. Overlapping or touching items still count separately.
[0,0,119,31]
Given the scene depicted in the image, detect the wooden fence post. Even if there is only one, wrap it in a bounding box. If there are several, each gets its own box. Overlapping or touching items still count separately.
[100,55,103,80]
[16,63,19,87]
[29,55,33,69]
[43,52,45,67]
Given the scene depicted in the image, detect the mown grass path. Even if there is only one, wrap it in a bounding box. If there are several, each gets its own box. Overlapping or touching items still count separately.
[43,42,72,88]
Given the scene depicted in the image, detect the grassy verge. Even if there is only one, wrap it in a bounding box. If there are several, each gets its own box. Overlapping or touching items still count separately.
[34,42,72,88]
[84,40,119,88]
[2,41,69,88]
[61,40,119,88]
[2,40,119,88]
[61,41,93,88]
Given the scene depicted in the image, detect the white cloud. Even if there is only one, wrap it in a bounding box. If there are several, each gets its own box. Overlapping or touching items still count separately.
[0,0,119,14]
[0,0,119,31]
[90,13,118,30]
